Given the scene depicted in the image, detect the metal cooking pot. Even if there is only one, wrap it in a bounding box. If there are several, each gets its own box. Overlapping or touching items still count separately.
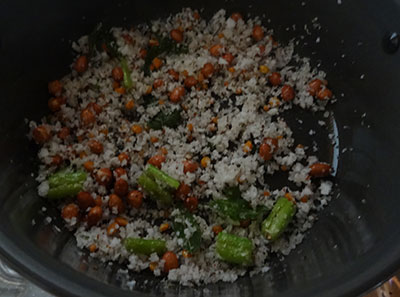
[1,0,400,296]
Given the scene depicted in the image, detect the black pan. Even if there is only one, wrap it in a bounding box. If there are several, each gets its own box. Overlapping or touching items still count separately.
[1,0,400,296]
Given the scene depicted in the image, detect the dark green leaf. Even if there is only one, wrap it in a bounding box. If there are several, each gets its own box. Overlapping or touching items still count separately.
[88,23,121,59]
[142,94,158,107]
[255,205,269,218]
[88,83,101,91]
[162,109,182,128]
[223,186,242,201]
[210,199,246,222]
[143,35,188,76]
[210,187,269,222]
[147,109,182,130]
[173,211,202,253]
[207,142,216,151]
[147,117,163,130]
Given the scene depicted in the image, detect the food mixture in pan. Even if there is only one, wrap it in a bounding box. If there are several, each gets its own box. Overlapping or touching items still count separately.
[29,8,335,285]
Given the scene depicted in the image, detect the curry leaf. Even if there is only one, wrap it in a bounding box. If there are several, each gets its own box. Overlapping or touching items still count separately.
[210,186,269,222]
[88,23,121,59]
[148,109,182,130]
[172,211,202,253]
[143,35,188,75]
